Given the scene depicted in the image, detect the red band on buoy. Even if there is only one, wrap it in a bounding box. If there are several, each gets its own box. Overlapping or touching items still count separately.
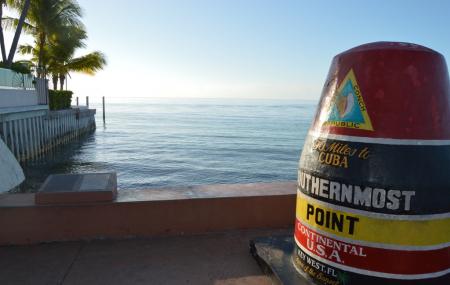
[294,219,449,276]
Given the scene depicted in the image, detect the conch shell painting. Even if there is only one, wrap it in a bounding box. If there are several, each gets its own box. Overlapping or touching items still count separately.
[336,92,355,119]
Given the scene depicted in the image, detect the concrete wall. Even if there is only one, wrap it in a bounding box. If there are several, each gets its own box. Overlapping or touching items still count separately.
[0,182,296,245]
[0,89,38,108]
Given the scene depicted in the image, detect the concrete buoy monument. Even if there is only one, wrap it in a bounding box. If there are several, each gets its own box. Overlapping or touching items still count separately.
[251,42,450,285]
[0,138,25,193]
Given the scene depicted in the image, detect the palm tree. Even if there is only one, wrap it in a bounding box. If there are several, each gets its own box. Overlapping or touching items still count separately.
[47,25,86,89]
[6,0,106,88]
[19,23,106,90]
[4,0,83,77]
[19,24,87,88]
[0,0,31,67]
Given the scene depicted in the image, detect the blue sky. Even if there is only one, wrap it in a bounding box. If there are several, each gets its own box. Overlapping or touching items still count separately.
[5,0,450,101]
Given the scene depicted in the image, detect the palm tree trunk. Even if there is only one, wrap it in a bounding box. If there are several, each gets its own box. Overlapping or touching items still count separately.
[0,30,6,63]
[59,74,65,91]
[0,2,7,62]
[37,33,46,78]
[6,0,31,67]
[52,74,58,90]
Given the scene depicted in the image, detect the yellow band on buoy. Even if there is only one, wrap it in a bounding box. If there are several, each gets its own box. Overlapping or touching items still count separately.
[296,191,450,247]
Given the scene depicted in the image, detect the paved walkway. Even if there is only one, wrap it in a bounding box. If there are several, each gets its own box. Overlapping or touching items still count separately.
[0,229,291,285]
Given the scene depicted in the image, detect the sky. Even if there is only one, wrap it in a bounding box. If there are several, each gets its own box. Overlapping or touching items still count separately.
[4,0,450,101]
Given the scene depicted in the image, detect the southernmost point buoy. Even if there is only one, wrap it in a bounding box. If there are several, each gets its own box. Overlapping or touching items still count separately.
[251,42,450,285]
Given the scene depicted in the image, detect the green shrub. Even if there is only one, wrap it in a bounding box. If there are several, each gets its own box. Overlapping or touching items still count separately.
[49,90,73,110]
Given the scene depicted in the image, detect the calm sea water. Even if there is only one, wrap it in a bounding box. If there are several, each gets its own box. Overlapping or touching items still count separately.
[18,98,317,192]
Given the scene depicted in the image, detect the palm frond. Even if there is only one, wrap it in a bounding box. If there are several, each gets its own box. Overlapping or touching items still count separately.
[65,51,106,75]
[5,0,23,9]
[2,16,36,33]
[52,0,84,29]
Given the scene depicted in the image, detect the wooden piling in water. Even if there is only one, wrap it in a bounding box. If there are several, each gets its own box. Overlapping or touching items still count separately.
[103,96,105,123]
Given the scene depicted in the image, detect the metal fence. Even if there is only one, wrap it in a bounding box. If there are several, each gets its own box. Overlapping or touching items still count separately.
[0,68,35,90]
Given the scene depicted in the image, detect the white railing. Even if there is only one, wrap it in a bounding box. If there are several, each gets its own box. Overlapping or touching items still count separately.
[0,68,34,90]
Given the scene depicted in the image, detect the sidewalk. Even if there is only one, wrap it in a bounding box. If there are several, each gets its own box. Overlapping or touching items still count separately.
[0,229,291,285]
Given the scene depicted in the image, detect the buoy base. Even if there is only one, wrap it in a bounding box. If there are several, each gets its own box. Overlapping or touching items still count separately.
[250,235,314,285]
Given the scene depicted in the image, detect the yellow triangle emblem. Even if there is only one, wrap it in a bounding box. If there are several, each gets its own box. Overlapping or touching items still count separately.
[324,69,374,131]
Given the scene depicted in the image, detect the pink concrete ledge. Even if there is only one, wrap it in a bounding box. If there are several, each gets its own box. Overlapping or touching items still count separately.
[0,181,296,245]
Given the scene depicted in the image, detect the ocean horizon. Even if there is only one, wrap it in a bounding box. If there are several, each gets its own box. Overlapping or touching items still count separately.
[17,97,318,192]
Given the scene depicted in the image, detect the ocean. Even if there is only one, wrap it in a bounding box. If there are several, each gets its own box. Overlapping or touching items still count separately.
[18,98,317,192]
